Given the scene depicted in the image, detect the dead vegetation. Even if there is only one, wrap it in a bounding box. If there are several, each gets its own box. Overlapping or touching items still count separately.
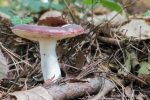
[0,0,150,100]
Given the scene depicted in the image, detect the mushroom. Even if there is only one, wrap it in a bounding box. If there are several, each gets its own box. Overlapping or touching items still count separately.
[11,24,84,82]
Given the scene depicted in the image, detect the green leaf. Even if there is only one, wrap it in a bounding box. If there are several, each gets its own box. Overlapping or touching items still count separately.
[138,62,150,75]
[22,17,33,24]
[50,2,64,10]
[100,0,123,13]
[26,0,49,13]
[83,0,93,5]
[82,0,99,5]
[0,7,14,16]
[11,16,22,25]
[11,16,33,25]
[144,10,150,16]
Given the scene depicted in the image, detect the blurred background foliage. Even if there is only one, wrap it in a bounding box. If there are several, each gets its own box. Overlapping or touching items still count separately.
[0,0,123,25]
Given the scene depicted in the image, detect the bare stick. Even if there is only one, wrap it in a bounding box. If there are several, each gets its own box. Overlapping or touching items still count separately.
[9,77,115,100]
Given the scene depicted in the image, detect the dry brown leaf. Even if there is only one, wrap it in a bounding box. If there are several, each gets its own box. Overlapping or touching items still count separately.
[125,86,133,99]
[75,51,86,69]
[136,92,145,100]
[88,11,127,26]
[10,86,53,100]
[119,0,150,14]
[93,6,110,15]
[0,49,8,79]
[119,19,150,40]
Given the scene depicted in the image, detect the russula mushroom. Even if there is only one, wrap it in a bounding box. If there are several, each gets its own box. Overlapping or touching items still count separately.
[11,24,84,82]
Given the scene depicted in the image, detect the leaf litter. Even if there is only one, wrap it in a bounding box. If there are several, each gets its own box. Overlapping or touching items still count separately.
[1,1,150,100]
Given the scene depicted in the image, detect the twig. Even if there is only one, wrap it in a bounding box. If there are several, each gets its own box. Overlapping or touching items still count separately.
[9,77,115,100]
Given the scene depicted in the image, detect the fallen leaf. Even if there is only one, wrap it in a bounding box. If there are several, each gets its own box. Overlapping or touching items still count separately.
[136,92,145,100]
[137,62,150,83]
[138,62,150,75]
[88,11,127,26]
[10,86,53,100]
[93,6,110,15]
[119,19,150,40]
[0,48,8,79]
[75,51,86,69]
[125,86,133,99]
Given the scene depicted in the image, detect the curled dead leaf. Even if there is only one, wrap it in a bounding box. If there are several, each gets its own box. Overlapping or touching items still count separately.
[10,86,53,100]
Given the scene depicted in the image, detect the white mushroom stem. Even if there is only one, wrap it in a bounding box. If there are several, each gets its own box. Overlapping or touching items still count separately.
[39,39,61,81]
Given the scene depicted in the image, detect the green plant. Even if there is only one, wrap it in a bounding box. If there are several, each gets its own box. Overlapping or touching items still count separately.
[0,0,65,25]
[0,0,123,25]
[144,10,150,16]
[0,0,65,16]
[11,16,33,25]
[82,0,123,13]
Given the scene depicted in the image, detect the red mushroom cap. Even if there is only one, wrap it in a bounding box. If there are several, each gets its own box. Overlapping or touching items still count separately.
[11,24,84,41]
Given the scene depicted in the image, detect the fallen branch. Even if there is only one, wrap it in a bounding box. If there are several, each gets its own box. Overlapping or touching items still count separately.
[8,77,115,100]
[89,78,115,100]
[98,36,125,46]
